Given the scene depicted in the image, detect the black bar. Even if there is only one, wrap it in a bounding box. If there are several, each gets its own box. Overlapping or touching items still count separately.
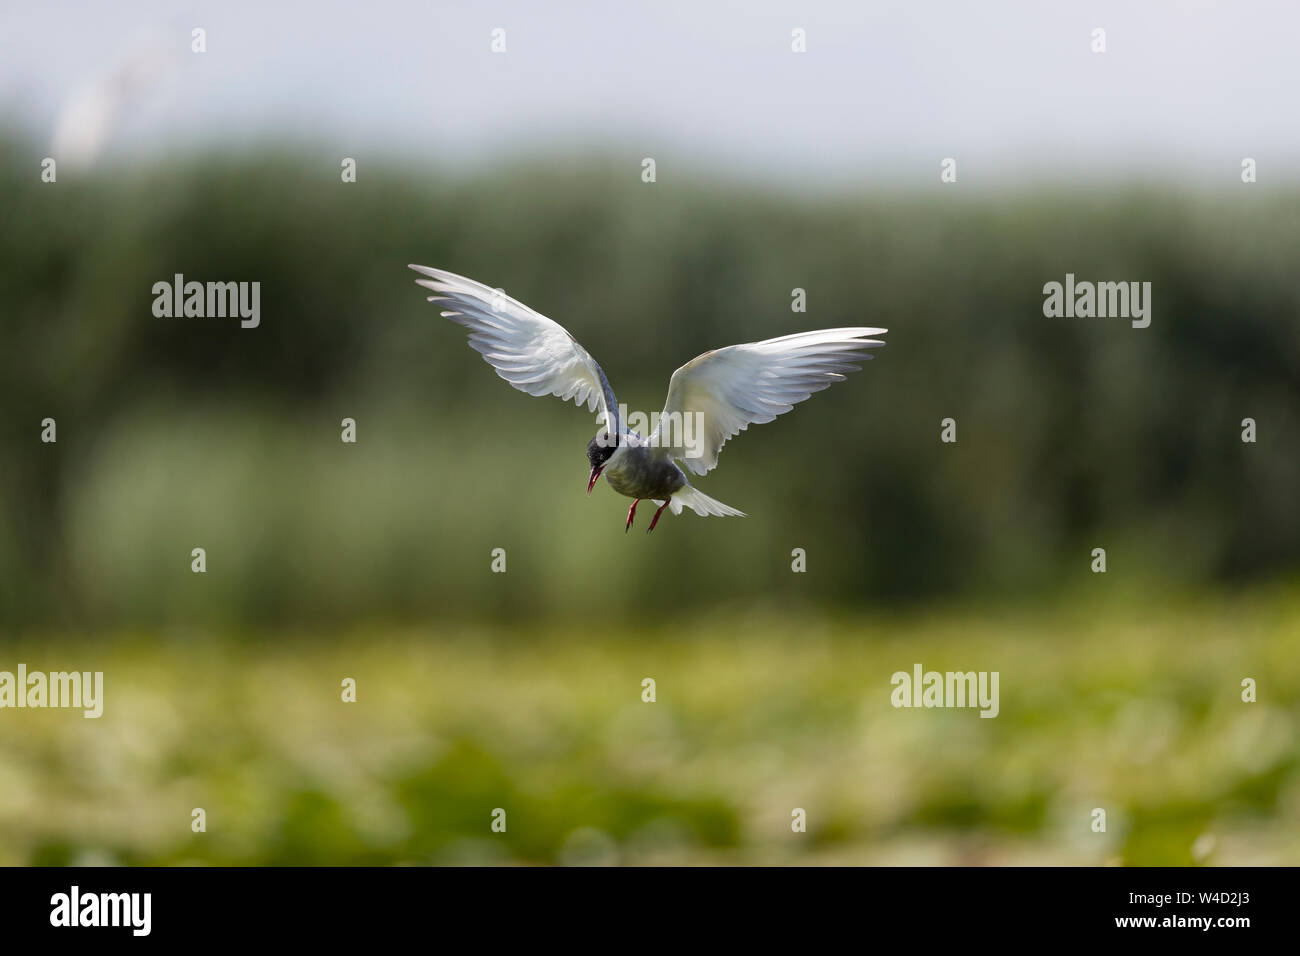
[0,865,1280,942]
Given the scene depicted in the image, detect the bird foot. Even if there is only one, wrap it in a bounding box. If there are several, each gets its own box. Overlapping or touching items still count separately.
[646,499,671,533]
[625,499,639,532]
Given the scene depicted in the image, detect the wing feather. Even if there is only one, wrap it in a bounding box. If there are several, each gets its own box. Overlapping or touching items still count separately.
[409,265,619,432]
[653,327,886,474]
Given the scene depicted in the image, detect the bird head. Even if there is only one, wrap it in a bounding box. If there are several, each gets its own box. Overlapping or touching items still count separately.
[586,429,617,494]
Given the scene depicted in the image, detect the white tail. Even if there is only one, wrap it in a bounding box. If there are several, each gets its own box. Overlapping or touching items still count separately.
[662,484,746,518]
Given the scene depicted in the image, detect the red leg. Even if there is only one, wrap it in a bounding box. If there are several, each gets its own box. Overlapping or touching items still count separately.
[647,499,671,533]
[625,498,639,532]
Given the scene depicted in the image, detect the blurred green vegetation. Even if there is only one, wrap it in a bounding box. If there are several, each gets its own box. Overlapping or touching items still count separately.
[1,131,1298,628]
[1,132,1298,865]
[0,589,1296,865]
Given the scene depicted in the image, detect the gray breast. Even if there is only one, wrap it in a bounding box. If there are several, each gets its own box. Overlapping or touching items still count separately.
[605,446,687,500]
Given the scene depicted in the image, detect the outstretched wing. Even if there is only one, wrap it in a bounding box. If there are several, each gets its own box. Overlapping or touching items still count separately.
[652,327,887,475]
[409,265,619,432]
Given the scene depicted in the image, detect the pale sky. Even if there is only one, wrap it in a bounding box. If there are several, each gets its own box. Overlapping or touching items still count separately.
[2,0,1295,187]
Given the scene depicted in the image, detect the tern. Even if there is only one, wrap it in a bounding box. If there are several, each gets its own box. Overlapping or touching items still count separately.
[410,265,887,532]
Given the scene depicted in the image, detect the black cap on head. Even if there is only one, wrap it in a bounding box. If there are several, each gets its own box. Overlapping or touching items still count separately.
[586,429,617,468]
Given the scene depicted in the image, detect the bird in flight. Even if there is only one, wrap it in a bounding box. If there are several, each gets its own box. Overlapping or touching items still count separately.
[410,265,887,532]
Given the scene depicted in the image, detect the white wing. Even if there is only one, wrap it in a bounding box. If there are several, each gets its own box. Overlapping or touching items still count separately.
[653,327,887,475]
[410,265,619,432]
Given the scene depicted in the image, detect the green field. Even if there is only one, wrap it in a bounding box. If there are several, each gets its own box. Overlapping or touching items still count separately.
[3,588,1296,866]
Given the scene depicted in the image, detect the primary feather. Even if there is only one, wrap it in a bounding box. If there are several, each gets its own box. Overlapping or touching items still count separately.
[652,327,887,475]
[409,264,620,433]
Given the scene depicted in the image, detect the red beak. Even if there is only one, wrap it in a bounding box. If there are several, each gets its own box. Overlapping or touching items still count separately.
[587,465,604,495]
